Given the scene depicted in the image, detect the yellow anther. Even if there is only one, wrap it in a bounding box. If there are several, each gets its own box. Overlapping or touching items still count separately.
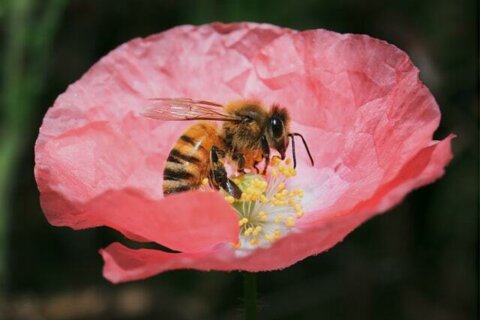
[260,195,268,204]
[244,227,254,236]
[202,178,209,185]
[274,192,285,200]
[274,230,282,239]
[296,210,304,218]
[257,211,267,221]
[252,226,262,236]
[285,216,296,227]
[293,203,302,212]
[272,199,283,207]
[271,156,281,166]
[224,161,304,248]
[225,195,235,204]
[238,217,249,226]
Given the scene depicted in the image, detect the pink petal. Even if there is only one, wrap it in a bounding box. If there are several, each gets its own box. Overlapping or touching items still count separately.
[35,22,454,281]
[35,122,239,251]
[35,23,288,244]
[252,29,445,219]
[42,185,238,252]
[254,29,440,169]
[101,136,452,282]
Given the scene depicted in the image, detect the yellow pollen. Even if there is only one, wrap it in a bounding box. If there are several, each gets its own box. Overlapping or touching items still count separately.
[271,156,281,166]
[224,195,235,204]
[274,193,285,200]
[252,226,262,236]
[239,217,249,226]
[274,230,282,239]
[257,211,267,221]
[260,195,268,204]
[223,159,306,250]
[244,227,254,236]
[285,216,296,227]
[202,178,209,185]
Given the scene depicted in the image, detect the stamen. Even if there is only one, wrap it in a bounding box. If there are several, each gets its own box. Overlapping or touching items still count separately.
[244,227,254,236]
[239,217,249,226]
[225,195,235,204]
[223,158,306,252]
[285,217,296,228]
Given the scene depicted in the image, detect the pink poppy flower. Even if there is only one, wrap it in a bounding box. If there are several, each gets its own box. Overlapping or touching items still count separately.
[34,22,453,283]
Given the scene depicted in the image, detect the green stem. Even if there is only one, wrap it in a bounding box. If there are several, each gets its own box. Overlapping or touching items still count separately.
[243,272,257,320]
[0,0,68,292]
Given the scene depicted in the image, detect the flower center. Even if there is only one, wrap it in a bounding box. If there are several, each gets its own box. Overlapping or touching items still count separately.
[223,157,305,253]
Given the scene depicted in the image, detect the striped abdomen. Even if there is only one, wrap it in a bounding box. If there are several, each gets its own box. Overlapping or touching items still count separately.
[163,122,219,195]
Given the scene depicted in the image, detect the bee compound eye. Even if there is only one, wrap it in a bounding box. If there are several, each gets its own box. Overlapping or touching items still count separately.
[270,117,284,138]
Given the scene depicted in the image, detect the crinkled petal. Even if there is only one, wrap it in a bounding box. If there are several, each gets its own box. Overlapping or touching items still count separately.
[43,186,238,252]
[101,136,452,282]
[251,30,443,215]
[35,22,454,281]
[35,23,289,244]
[35,121,239,250]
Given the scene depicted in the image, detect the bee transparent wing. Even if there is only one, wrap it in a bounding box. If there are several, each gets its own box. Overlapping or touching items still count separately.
[142,98,240,122]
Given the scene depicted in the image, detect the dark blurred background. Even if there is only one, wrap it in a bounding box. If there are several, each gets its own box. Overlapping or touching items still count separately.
[0,0,477,319]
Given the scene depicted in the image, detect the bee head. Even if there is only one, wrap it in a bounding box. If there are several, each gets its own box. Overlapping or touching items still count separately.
[266,105,290,159]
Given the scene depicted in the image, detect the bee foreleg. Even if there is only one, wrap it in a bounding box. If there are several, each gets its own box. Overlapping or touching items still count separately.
[210,146,242,199]
[260,135,270,175]
[253,161,261,174]
[232,152,246,174]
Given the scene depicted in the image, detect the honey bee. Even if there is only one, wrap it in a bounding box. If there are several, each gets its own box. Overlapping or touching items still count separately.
[142,98,314,199]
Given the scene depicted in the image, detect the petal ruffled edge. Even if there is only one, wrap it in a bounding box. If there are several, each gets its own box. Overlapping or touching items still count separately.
[100,135,453,282]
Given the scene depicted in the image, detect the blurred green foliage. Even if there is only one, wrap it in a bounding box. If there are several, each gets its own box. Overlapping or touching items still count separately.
[0,0,476,319]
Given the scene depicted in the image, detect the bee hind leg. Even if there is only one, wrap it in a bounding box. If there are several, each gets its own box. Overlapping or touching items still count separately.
[210,146,242,199]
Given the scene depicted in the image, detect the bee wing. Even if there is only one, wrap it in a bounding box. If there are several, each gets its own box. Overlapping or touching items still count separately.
[142,98,240,122]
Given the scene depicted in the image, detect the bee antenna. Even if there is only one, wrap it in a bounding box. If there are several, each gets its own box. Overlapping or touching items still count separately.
[289,134,297,168]
[288,133,314,168]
